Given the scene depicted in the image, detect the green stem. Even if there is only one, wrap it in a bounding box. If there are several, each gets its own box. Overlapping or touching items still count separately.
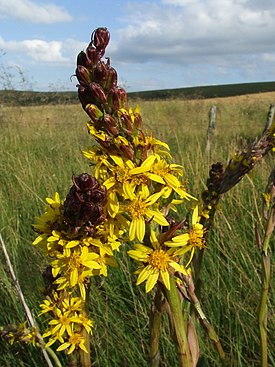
[79,284,91,367]
[182,274,225,361]
[259,234,271,367]
[45,347,63,367]
[165,277,192,367]
[149,288,162,367]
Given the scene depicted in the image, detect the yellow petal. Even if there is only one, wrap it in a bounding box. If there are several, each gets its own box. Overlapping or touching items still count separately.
[70,268,78,287]
[108,191,119,218]
[130,155,157,174]
[136,266,151,285]
[79,283,86,300]
[32,233,46,245]
[169,261,188,275]
[146,209,169,226]
[123,182,135,200]
[136,217,145,242]
[147,173,165,184]
[174,245,193,256]
[192,206,199,225]
[165,173,181,189]
[56,342,70,352]
[161,270,170,290]
[145,271,159,292]
[110,154,124,167]
[129,219,137,241]
[103,177,116,190]
[145,191,163,205]
[171,233,189,244]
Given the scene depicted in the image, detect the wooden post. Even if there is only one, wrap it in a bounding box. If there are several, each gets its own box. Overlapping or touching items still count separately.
[262,104,275,134]
[206,105,217,155]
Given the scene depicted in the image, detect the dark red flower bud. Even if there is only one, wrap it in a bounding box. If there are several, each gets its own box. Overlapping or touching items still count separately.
[120,112,134,135]
[76,65,92,85]
[86,45,100,65]
[105,67,117,90]
[85,104,103,121]
[119,143,134,160]
[63,173,107,235]
[78,85,94,109]
[94,61,109,83]
[92,27,110,51]
[108,87,128,110]
[77,51,94,68]
[103,114,119,136]
[133,113,142,129]
[89,82,107,104]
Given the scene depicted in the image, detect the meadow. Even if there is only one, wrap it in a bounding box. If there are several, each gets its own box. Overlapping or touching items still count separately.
[0,92,274,366]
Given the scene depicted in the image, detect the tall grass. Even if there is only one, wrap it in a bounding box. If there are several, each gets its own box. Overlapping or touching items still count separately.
[0,94,274,366]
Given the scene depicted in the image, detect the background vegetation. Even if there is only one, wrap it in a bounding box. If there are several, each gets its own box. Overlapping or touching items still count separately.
[1,80,275,106]
[0,90,274,366]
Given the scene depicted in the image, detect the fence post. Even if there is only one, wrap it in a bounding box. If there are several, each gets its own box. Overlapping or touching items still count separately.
[262,104,275,134]
[206,105,217,155]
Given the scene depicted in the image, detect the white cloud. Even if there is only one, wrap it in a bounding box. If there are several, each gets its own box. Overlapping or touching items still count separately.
[0,36,88,66]
[0,36,70,63]
[0,0,72,23]
[111,0,275,66]
[21,40,69,62]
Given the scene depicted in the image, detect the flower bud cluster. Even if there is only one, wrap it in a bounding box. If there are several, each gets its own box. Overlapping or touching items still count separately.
[76,27,142,160]
[0,322,37,347]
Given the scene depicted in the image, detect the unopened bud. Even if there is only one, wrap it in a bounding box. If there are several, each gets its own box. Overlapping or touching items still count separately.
[85,104,104,121]
[132,111,142,129]
[103,114,119,136]
[119,143,134,160]
[76,65,92,85]
[108,87,128,110]
[86,45,100,65]
[78,85,93,109]
[120,112,134,135]
[105,66,117,90]
[89,82,107,104]
[77,51,94,68]
[94,61,109,83]
[92,27,110,51]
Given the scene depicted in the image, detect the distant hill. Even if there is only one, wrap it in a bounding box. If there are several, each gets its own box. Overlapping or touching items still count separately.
[1,81,275,106]
[128,81,275,100]
[0,90,79,106]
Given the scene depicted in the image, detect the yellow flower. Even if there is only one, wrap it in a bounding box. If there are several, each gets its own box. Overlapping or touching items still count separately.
[32,192,62,236]
[104,154,156,196]
[165,206,205,266]
[128,230,187,292]
[56,332,88,354]
[82,146,110,180]
[43,308,77,342]
[39,298,56,316]
[51,246,101,299]
[125,186,169,241]
[132,131,171,157]
[87,123,107,141]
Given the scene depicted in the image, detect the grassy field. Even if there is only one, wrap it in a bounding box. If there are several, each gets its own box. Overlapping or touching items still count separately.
[0,92,274,366]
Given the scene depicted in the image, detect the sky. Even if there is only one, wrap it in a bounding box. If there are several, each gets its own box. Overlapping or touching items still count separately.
[0,0,275,92]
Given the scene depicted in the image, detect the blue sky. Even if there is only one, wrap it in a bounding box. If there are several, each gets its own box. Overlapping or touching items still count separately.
[0,0,275,92]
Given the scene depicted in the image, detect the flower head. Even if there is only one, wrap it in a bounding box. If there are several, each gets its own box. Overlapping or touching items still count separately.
[165,206,206,266]
[128,230,188,292]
